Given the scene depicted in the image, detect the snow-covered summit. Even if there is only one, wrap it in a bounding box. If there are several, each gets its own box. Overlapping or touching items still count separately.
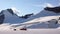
[0,8,25,24]
[11,7,20,16]
[0,8,34,24]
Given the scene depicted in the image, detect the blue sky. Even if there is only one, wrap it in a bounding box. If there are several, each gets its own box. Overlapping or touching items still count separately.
[0,0,60,16]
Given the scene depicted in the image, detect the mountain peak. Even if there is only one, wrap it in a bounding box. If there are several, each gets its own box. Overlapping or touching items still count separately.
[11,7,20,16]
[7,9,14,15]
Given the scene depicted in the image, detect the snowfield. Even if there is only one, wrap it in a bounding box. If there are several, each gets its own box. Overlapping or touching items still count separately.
[0,29,60,34]
[0,24,60,34]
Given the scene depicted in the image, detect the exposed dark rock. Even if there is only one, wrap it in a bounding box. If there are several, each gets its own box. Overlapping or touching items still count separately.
[52,19,58,24]
[0,14,5,24]
[21,13,33,19]
[20,28,27,30]
[48,19,58,24]
[14,29,16,31]
[58,17,60,20]
[7,9,14,15]
[44,6,60,13]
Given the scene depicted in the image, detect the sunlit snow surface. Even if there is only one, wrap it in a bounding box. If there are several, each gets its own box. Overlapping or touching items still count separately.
[0,29,60,34]
[0,24,60,34]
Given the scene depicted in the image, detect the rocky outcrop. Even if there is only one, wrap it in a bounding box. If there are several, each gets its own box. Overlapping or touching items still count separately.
[44,6,60,13]
[21,13,33,19]
[7,9,14,15]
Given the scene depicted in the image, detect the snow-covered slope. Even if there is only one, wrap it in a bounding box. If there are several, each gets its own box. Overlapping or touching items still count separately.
[11,7,21,16]
[0,28,60,34]
[24,6,60,22]
[0,8,34,24]
[0,8,27,24]
[17,6,60,28]
[21,7,60,23]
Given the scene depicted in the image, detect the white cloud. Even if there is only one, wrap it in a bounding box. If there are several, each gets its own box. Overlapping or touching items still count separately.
[45,3,54,7]
[33,4,45,7]
[33,3,54,8]
[11,7,21,16]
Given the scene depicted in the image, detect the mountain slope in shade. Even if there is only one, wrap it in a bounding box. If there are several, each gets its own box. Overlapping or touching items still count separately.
[2,9,26,24]
[0,8,33,24]
[0,8,34,24]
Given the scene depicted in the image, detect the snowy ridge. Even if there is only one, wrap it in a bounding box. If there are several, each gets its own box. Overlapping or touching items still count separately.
[0,9,27,23]
[11,7,21,16]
